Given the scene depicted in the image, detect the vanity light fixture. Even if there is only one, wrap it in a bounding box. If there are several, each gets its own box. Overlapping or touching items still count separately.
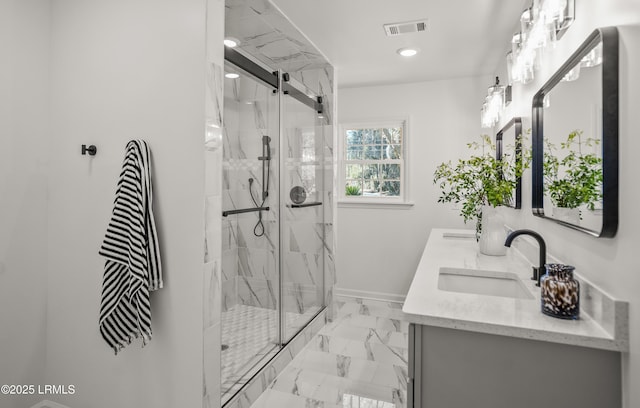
[580,43,603,68]
[224,72,240,79]
[560,41,604,82]
[481,76,510,128]
[224,37,240,48]
[397,47,418,57]
[507,0,575,85]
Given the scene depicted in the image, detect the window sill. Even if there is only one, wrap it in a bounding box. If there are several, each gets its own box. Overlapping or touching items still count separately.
[337,200,415,209]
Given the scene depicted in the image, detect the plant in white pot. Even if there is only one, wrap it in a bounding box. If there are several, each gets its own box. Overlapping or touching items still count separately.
[434,134,528,256]
[543,129,603,224]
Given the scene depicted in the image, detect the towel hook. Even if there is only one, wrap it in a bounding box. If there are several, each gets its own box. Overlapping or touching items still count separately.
[82,144,97,156]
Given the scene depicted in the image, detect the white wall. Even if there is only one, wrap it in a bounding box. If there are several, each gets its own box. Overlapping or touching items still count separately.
[43,1,207,407]
[337,76,490,297]
[491,2,640,406]
[0,1,50,407]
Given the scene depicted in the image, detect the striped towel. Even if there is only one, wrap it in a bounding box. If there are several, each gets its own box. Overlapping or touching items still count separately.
[98,140,162,354]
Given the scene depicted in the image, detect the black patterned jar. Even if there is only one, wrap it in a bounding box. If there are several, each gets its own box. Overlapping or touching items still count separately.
[540,264,580,320]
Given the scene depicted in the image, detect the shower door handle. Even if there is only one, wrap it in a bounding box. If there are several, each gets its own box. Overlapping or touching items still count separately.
[287,202,322,208]
[222,207,270,217]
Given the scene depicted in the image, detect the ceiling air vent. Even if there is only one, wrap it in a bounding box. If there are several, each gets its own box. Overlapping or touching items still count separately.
[383,19,428,37]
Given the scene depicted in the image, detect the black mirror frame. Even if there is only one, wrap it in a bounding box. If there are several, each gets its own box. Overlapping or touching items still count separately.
[496,117,523,209]
[532,26,619,238]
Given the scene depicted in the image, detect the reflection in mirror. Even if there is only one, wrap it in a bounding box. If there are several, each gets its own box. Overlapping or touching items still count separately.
[532,27,618,237]
[496,118,523,209]
[543,44,603,230]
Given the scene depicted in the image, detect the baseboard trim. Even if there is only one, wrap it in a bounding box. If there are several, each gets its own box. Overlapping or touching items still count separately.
[334,287,406,304]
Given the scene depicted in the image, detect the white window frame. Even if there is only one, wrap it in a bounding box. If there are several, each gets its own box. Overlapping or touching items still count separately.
[338,118,413,208]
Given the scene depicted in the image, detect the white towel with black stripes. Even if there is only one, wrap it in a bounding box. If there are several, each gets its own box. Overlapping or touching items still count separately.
[98,140,162,354]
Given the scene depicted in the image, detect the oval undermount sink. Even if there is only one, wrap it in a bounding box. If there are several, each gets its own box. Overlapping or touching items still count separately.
[438,267,534,299]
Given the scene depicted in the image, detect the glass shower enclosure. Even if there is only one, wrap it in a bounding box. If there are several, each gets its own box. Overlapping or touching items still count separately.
[220,49,325,403]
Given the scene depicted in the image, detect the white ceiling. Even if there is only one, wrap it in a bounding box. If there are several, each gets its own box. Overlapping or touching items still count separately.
[271,0,529,88]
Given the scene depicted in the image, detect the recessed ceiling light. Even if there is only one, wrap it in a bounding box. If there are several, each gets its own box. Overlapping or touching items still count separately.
[397,48,419,57]
[224,37,240,48]
[225,73,240,79]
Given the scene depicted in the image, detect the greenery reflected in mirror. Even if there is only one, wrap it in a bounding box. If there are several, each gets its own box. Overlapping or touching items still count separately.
[532,27,618,237]
[543,46,603,229]
[544,130,602,217]
[496,118,530,209]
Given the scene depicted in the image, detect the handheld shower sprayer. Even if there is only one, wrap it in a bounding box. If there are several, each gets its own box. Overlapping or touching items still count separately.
[258,136,272,201]
[262,136,272,160]
[248,135,272,237]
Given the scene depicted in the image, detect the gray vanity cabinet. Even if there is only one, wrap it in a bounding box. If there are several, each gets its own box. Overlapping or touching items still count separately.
[408,324,621,408]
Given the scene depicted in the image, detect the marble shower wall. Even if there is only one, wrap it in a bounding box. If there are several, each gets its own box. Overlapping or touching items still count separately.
[225,0,329,77]
[222,75,279,312]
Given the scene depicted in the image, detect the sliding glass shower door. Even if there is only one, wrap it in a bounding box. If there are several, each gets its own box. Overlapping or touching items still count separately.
[221,61,280,402]
[220,57,325,404]
[281,91,325,343]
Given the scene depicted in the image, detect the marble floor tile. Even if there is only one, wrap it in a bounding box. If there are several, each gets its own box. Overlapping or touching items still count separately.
[320,375,401,405]
[251,388,343,408]
[288,349,380,382]
[251,297,411,408]
[334,297,406,320]
[342,314,409,334]
[318,321,408,350]
[304,334,408,366]
[343,393,397,408]
[371,363,408,390]
[269,365,403,406]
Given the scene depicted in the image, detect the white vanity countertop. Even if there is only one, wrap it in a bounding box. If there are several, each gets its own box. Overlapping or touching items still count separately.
[402,228,629,352]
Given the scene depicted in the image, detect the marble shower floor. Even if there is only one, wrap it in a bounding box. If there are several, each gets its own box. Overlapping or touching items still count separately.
[249,298,410,408]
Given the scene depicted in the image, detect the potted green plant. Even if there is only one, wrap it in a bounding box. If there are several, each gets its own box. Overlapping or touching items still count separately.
[434,134,528,255]
[543,129,602,223]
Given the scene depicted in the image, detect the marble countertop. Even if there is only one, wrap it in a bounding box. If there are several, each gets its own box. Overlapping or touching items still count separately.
[402,228,629,352]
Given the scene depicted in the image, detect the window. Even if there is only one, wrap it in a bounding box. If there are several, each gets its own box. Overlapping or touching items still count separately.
[339,120,409,205]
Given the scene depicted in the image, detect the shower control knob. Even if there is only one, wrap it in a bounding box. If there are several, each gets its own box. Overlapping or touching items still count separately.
[290,186,307,204]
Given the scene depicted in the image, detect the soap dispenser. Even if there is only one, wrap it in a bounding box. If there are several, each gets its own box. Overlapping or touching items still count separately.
[540,264,580,320]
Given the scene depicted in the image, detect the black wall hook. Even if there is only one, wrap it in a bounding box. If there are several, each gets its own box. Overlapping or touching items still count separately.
[81,144,97,156]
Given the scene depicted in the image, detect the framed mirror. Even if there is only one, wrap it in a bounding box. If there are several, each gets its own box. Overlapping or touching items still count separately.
[496,117,523,209]
[532,27,618,237]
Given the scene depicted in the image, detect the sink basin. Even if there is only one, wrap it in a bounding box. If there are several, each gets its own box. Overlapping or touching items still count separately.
[442,231,476,239]
[438,267,533,299]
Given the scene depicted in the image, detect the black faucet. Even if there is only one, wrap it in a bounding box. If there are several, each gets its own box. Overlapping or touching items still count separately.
[504,229,546,287]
